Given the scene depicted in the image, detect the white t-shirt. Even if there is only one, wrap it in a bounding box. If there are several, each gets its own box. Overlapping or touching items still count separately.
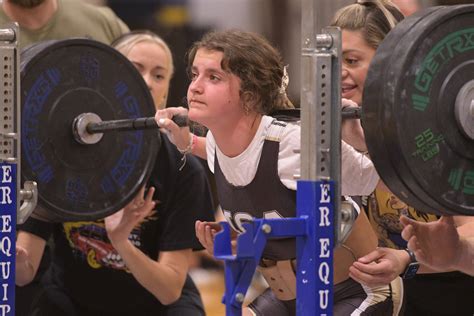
[206,115,379,195]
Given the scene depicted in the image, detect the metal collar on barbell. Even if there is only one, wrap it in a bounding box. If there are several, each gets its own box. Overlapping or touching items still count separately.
[455,80,474,140]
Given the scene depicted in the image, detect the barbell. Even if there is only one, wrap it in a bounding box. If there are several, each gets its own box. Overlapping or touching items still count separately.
[19,4,474,221]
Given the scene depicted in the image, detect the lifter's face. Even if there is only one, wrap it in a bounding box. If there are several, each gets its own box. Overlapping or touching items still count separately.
[187,48,243,130]
[341,30,376,106]
[127,41,171,110]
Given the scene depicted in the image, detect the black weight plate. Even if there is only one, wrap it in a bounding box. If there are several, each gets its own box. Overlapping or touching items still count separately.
[369,7,457,216]
[363,6,446,215]
[21,39,159,221]
[390,5,474,216]
[364,5,474,216]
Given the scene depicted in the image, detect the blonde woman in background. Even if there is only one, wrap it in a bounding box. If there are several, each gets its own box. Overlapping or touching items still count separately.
[113,30,174,110]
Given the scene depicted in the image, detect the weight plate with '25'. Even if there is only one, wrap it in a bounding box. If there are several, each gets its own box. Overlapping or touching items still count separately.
[363,5,474,216]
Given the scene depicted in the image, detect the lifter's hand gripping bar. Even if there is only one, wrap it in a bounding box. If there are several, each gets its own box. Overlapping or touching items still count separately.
[341,106,361,120]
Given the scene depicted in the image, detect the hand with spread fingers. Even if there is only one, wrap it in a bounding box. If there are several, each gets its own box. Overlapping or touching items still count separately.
[349,247,410,287]
[105,187,156,248]
[400,215,474,275]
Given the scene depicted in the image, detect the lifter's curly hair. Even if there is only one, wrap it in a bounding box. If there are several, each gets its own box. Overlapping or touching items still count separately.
[187,30,293,115]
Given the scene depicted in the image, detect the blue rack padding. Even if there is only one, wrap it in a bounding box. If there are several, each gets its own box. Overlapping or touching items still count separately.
[0,163,17,316]
[296,180,334,315]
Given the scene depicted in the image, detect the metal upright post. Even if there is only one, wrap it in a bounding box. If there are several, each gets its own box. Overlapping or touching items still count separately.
[300,0,342,244]
[297,0,342,314]
[0,24,19,316]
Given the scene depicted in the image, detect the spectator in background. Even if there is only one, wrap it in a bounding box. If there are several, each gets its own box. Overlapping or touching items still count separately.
[113,30,173,110]
[391,0,421,16]
[0,0,129,48]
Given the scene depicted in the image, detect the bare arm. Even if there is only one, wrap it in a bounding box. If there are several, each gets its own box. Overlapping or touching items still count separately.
[113,241,192,305]
[190,135,207,160]
[457,236,474,275]
[454,215,474,237]
[105,187,192,304]
[16,231,46,286]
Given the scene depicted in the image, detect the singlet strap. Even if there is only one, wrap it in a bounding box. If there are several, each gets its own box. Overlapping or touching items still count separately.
[265,119,287,142]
